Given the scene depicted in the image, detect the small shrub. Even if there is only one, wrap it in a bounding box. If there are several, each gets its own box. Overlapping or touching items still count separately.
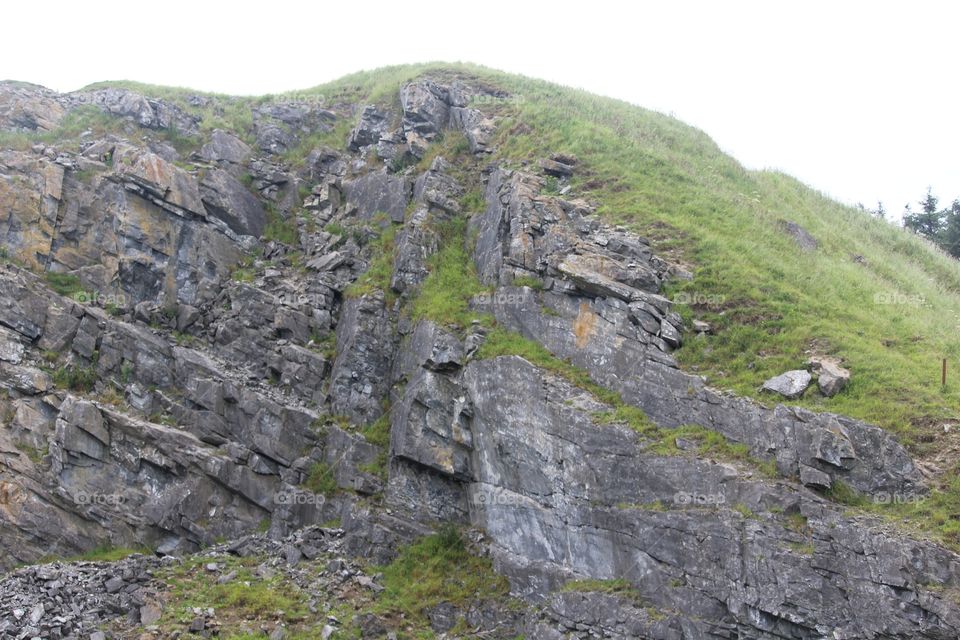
[262,210,298,246]
[374,525,509,623]
[511,275,544,290]
[323,222,346,237]
[52,365,97,392]
[304,461,338,496]
[45,272,84,297]
[460,188,486,213]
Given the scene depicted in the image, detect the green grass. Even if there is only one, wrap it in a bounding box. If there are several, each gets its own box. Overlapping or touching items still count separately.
[476,328,621,406]
[875,475,960,548]
[732,503,758,519]
[510,275,544,290]
[303,461,338,496]
[70,546,150,562]
[561,578,639,597]
[374,525,509,625]
[14,442,47,465]
[155,556,310,630]
[262,208,299,245]
[824,470,960,549]
[474,328,771,476]
[560,578,663,618]
[821,480,869,507]
[457,65,960,451]
[51,364,97,392]
[786,541,816,555]
[44,272,84,297]
[361,413,391,448]
[0,102,194,154]
[409,217,488,328]
[281,116,355,165]
[358,414,391,481]
[460,188,486,214]
[324,222,347,237]
[344,222,399,299]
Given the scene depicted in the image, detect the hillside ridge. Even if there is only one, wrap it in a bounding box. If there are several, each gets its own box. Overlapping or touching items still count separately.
[0,64,959,639]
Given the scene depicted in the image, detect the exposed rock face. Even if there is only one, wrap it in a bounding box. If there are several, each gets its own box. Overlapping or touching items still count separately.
[199,168,266,237]
[341,170,410,222]
[71,87,201,135]
[0,76,958,639]
[328,292,397,424]
[0,82,66,132]
[347,105,392,151]
[252,102,336,155]
[199,128,252,168]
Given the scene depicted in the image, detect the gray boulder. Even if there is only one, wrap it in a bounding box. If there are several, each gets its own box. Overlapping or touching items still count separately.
[761,369,812,399]
[808,356,851,397]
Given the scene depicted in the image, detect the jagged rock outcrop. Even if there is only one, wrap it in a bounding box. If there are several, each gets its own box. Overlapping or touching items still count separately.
[0,74,958,639]
[0,82,66,132]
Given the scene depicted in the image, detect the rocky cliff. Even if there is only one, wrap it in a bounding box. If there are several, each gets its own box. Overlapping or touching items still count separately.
[0,71,958,639]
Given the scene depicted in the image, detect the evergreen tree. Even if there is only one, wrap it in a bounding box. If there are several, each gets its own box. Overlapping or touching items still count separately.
[939,199,960,258]
[903,188,944,239]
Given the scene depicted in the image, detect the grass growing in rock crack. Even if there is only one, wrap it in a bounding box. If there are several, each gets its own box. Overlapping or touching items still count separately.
[824,471,960,550]
[560,578,664,619]
[476,328,622,406]
[51,364,98,393]
[44,271,84,297]
[477,327,776,474]
[373,525,509,626]
[356,414,391,480]
[408,217,489,329]
[303,461,338,496]
[262,207,299,246]
[344,222,399,300]
[561,578,640,599]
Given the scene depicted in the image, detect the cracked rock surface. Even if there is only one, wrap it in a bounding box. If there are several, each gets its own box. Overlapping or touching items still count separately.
[0,76,958,639]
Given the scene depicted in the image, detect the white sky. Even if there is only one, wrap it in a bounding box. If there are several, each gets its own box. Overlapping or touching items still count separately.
[3,0,957,217]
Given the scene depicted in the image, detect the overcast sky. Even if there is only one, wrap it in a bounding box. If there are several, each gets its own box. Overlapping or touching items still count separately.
[3,1,956,217]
